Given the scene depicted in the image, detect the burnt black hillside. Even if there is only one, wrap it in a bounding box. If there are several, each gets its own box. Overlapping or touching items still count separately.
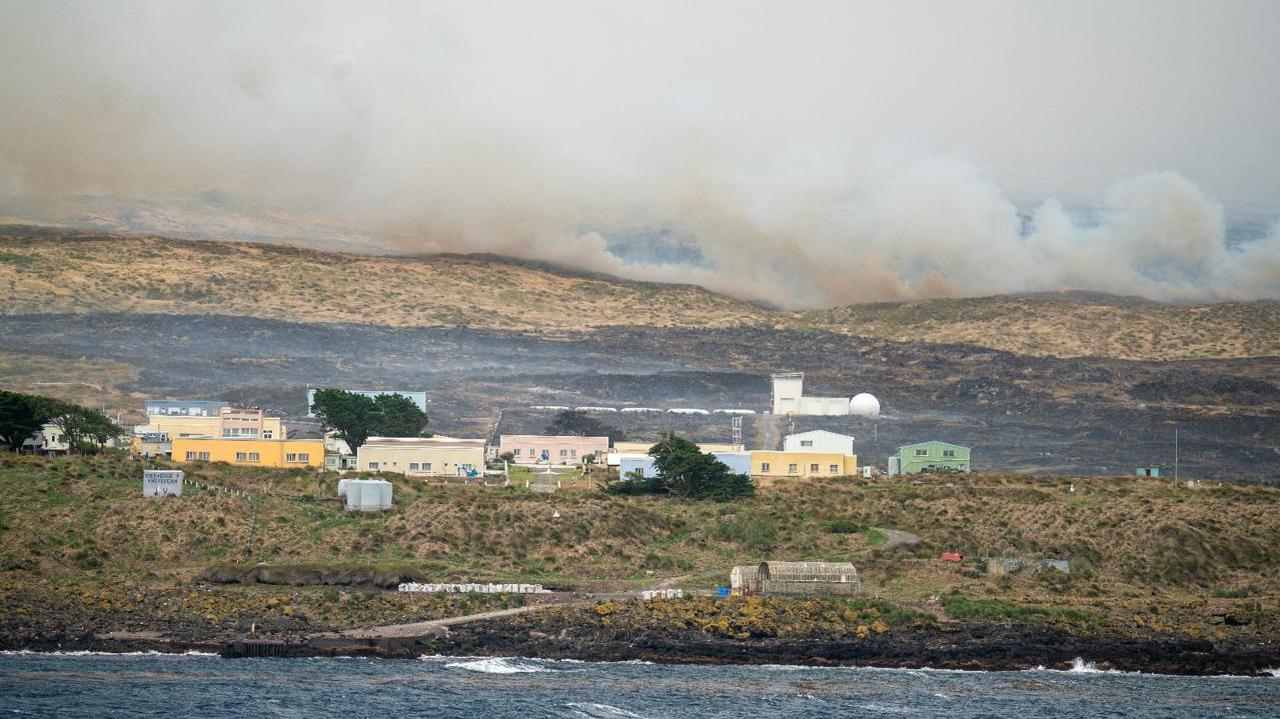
[2,313,1276,480]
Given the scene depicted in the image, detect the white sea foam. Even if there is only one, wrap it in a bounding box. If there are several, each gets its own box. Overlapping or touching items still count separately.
[1068,657,1115,674]
[446,657,552,674]
[1265,668,1280,678]
[565,703,648,719]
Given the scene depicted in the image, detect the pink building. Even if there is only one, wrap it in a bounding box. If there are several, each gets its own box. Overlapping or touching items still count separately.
[498,435,609,465]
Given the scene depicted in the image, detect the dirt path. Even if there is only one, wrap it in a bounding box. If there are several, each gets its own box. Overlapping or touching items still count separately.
[754,412,786,451]
[321,602,580,639]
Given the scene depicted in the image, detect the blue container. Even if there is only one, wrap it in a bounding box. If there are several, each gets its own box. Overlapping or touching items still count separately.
[715,586,730,597]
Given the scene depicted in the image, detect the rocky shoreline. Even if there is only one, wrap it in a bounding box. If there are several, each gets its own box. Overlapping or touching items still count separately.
[6,621,1278,677]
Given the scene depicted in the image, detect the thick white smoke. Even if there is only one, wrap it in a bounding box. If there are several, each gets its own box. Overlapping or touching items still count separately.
[0,1,1276,307]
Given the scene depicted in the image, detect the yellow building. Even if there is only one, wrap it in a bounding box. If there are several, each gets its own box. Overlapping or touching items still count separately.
[138,407,285,441]
[751,451,857,482]
[171,437,324,469]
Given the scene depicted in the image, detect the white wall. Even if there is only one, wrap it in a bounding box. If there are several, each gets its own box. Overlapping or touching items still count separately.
[784,430,855,454]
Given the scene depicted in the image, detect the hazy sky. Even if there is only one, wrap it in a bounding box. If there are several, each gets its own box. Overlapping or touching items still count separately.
[1,1,1277,305]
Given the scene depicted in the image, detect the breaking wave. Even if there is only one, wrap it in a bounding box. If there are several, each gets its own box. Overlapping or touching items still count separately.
[445,657,554,674]
[564,703,649,719]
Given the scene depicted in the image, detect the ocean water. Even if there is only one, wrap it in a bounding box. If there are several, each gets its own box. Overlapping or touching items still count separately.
[1,652,1277,718]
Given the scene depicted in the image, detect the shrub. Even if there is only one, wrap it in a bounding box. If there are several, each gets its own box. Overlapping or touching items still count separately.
[821,518,859,534]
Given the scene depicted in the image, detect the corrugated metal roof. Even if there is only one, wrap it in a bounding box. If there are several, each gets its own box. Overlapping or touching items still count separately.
[758,561,859,583]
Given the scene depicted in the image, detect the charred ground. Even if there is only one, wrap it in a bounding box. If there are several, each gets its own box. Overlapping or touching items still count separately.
[0,313,1276,480]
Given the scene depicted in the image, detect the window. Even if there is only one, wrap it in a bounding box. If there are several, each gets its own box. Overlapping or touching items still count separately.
[761,462,771,473]
[424,463,432,472]
[570,449,577,457]
[286,453,297,462]
[529,449,535,457]
[809,463,819,473]
[199,452,210,461]
[369,462,379,470]
[513,449,521,456]
[236,452,248,461]
[788,463,798,473]
[409,462,419,470]
[915,448,928,456]
[800,440,813,447]
[298,453,308,462]
[248,452,260,462]
[942,449,956,458]
[559,449,568,458]
[263,430,273,439]
[185,451,196,461]
[829,464,839,473]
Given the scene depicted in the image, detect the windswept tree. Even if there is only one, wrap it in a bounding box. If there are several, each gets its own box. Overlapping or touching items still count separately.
[372,392,430,437]
[607,432,754,501]
[545,409,624,445]
[0,391,63,451]
[310,389,429,452]
[52,405,123,454]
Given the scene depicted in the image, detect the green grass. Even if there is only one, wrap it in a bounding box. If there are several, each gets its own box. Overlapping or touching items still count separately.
[941,595,1098,628]
[820,518,858,534]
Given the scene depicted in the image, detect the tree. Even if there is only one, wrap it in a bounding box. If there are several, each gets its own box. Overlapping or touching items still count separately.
[0,391,63,451]
[649,433,754,500]
[606,432,755,502]
[544,409,624,444]
[48,403,121,455]
[372,392,429,437]
[311,389,377,452]
[310,389,430,452]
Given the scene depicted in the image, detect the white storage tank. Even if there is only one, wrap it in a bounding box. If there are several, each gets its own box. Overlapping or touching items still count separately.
[342,478,393,512]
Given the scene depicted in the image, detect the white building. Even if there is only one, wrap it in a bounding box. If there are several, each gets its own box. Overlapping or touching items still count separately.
[771,372,852,416]
[22,423,70,456]
[783,430,856,455]
[356,436,485,477]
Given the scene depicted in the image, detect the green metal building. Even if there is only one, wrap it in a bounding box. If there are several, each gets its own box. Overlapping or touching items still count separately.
[893,441,971,474]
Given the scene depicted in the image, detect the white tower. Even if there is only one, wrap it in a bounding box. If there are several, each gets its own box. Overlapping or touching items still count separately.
[771,373,804,415]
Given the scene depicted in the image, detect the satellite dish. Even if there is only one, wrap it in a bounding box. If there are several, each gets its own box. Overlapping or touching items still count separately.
[850,393,881,418]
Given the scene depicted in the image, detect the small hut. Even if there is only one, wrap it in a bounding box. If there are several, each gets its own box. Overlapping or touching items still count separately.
[757,561,862,596]
[729,565,759,592]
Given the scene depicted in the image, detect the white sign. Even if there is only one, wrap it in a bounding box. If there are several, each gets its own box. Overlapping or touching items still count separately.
[143,470,183,497]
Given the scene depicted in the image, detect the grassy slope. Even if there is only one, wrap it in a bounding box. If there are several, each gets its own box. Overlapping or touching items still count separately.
[2,230,1278,360]
[2,454,1278,639]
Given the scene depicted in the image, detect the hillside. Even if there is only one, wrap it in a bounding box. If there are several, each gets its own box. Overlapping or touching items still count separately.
[0,228,770,332]
[2,454,1278,650]
[2,227,1278,360]
[799,295,1280,360]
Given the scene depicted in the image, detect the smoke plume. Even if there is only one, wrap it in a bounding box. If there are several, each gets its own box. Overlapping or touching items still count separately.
[1,1,1277,307]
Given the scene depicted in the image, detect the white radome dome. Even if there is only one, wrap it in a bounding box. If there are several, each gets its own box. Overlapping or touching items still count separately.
[850,393,881,418]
